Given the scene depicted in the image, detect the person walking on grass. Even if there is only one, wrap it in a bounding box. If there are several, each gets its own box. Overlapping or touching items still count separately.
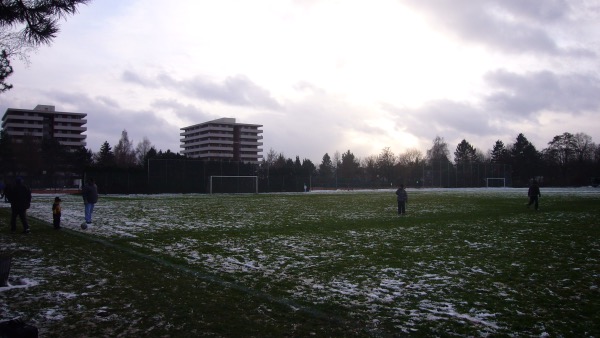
[395,184,408,215]
[52,197,62,230]
[5,177,32,234]
[82,178,98,224]
[527,180,541,210]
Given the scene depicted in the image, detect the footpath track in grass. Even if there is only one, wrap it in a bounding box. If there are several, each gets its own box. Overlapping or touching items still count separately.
[2,188,600,336]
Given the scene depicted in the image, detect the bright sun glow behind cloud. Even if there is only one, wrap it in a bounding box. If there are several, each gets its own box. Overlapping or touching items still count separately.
[111,0,490,107]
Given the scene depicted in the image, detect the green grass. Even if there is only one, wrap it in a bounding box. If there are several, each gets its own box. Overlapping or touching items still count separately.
[1,190,599,337]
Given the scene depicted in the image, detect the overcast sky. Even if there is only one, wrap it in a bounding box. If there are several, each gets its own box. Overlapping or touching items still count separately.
[1,0,599,163]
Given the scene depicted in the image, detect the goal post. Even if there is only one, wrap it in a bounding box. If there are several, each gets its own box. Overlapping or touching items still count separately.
[209,176,259,194]
[485,177,506,188]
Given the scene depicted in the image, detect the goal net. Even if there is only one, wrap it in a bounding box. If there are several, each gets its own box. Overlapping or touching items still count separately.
[485,177,506,188]
[209,176,258,194]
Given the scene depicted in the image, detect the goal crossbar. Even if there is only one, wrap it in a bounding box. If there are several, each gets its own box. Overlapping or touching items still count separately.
[485,177,506,188]
[209,176,258,194]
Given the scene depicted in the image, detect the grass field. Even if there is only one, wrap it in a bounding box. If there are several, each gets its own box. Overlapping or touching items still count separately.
[1,188,599,337]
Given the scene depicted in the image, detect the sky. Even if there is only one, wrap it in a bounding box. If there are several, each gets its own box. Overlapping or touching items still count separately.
[1,0,600,164]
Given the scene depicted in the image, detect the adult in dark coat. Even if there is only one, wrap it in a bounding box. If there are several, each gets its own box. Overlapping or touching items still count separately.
[395,184,408,215]
[82,178,99,224]
[5,177,32,233]
[527,180,541,210]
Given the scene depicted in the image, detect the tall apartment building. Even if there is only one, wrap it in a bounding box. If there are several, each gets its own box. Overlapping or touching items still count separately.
[1,105,87,151]
[180,118,263,163]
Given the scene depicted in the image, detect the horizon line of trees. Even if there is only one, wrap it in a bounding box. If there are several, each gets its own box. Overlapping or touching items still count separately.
[1,128,599,189]
[261,132,600,188]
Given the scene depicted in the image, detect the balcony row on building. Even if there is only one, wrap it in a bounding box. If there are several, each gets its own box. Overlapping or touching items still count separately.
[1,105,264,163]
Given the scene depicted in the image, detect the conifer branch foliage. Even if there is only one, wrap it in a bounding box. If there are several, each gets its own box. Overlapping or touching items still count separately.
[0,0,90,45]
[0,0,90,92]
[0,49,13,92]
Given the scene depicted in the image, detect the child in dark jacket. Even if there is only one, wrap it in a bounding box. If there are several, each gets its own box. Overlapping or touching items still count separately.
[52,197,62,229]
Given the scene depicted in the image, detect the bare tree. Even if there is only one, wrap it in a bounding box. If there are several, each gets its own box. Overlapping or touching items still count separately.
[572,132,595,163]
[398,148,423,166]
[113,130,136,167]
[264,148,278,166]
[135,136,153,165]
[332,151,341,169]
[362,155,378,184]
[426,136,450,165]
[377,147,396,183]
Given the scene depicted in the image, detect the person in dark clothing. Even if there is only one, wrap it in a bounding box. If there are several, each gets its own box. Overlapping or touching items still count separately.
[395,184,408,215]
[527,180,541,210]
[52,197,62,230]
[5,177,32,233]
[82,178,99,224]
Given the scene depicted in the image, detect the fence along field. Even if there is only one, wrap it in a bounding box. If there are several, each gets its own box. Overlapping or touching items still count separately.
[2,188,600,336]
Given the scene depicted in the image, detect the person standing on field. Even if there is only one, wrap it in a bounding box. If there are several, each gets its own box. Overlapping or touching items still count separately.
[395,184,408,215]
[82,178,98,224]
[6,177,32,233]
[52,197,62,230]
[527,180,541,210]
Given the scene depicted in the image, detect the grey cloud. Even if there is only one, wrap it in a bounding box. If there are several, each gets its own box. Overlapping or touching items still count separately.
[484,70,600,116]
[498,0,568,22]
[96,96,120,108]
[43,91,181,153]
[151,98,214,122]
[121,70,157,87]
[405,0,594,56]
[124,70,282,110]
[384,100,496,141]
[158,73,282,110]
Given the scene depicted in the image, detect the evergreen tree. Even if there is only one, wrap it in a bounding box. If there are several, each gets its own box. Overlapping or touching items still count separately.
[301,158,316,176]
[96,141,115,167]
[338,150,360,183]
[294,156,302,174]
[273,153,287,169]
[70,146,93,173]
[0,50,12,92]
[454,139,477,165]
[510,133,540,185]
[0,129,16,175]
[318,153,333,179]
[490,140,509,163]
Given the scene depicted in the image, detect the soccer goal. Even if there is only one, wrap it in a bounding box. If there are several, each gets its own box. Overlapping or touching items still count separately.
[485,177,506,188]
[209,176,259,194]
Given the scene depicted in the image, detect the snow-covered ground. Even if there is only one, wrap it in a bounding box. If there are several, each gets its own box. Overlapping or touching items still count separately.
[2,187,599,335]
[20,187,600,237]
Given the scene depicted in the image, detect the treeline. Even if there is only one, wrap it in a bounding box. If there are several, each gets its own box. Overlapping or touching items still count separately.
[263,132,600,188]
[0,130,183,189]
[1,128,598,191]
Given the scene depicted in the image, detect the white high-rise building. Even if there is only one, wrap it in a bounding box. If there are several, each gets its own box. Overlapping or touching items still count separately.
[1,105,87,151]
[180,118,263,163]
